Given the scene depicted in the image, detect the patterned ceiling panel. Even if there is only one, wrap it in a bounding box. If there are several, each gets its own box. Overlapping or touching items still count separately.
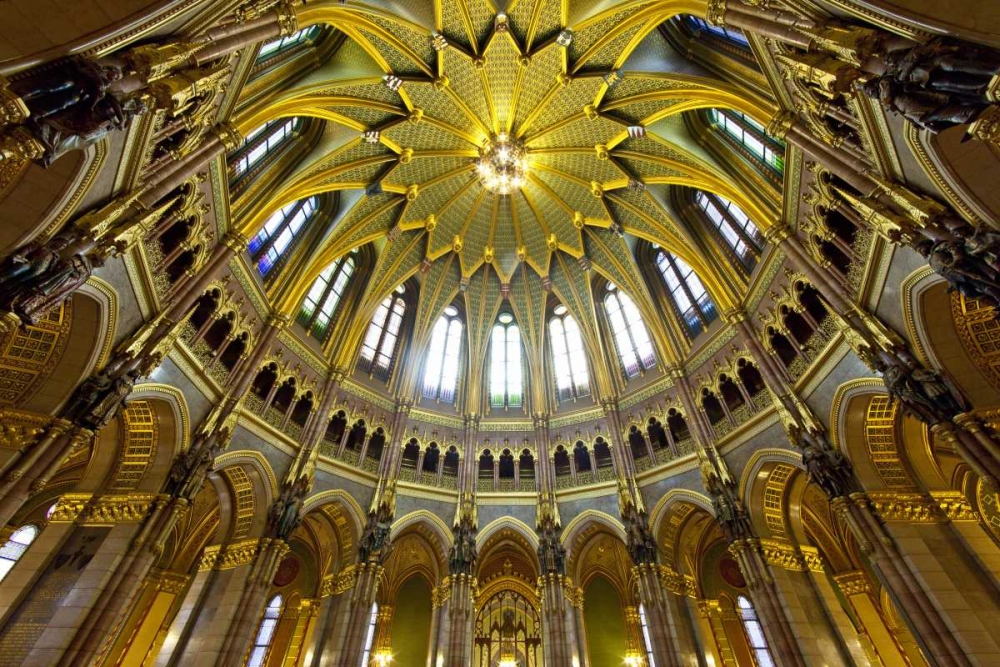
[568,2,655,67]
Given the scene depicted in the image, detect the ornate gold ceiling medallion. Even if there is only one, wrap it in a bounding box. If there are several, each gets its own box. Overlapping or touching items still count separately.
[477,132,529,195]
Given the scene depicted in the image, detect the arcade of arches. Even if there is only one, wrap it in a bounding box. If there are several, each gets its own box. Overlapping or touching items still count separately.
[3,1,1000,666]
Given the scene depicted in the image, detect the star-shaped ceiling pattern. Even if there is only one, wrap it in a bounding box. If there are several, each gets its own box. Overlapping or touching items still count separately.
[242,0,773,379]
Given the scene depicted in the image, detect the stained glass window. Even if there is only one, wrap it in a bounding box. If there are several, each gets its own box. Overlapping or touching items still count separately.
[684,16,750,48]
[256,26,321,62]
[655,251,717,338]
[359,286,406,381]
[0,525,38,582]
[228,118,301,180]
[298,254,355,341]
[604,283,656,379]
[549,306,590,401]
[423,306,463,403]
[248,196,317,276]
[710,109,785,175]
[694,191,763,266]
[490,313,523,409]
[738,596,775,667]
[247,595,282,667]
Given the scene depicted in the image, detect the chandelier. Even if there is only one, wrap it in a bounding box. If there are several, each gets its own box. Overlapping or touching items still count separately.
[477,132,528,195]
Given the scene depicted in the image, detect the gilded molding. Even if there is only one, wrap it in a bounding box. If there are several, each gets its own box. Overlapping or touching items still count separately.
[834,571,871,596]
[619,374,674,411]
[334,564,358,594]
[866,492,978,523]
[198,545,221,572]
[408,408,465,429]
[79,493,159,524]
[48,493,93,523]
[549,407,604,429]
[340,378,397,413]
[759,538,810,572]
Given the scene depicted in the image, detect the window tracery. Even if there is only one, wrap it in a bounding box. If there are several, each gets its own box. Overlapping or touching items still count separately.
[603,283,656,379]
[682,16,750,48]
[423,306,463,404]
[737,596,775,667]
[359,286,406,381]
[490,313,523,410]
[248,196,317,276]
[256,26,322,63]
[693,191,763,269]
[0,525,38,582]
[298,253,355,342]
[227,118,302,184]
[549,306,590,401]
[709,109,785,176]
[654,251,717,338]
[247,594,282,667]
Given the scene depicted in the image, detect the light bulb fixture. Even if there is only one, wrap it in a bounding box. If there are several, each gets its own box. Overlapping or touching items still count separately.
[499,654,518,667]
[372,652,392,667]
[477,133,528,195]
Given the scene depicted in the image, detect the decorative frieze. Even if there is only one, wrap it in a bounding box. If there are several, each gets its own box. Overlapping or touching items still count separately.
[407,408,465,429]
[341,379,397,412]
[759,539,809,572]
[833,571,871,596]
[618,375,674,410]
[82,494,158,523]
[334,564,358,594]
[549,407,604,429]
[659,564,694,596]
[868,491,977,522]
[198,545,221,571]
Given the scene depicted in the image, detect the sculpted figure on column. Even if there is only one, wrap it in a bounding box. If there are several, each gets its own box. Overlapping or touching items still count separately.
[865,349,968,425]
[267,475,311,540]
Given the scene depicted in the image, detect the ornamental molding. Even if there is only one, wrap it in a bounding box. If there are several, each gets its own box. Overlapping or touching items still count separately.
[157,571,191,595]
[549,407,605,429]
[277,327,328,376]
[334,564,358,594]
[659,564,695,597]
[833,571,871,596]
[216,538,267,570]
[228,256,269,318]
[478,419,535,432]
[320,573,336,598]
[340,378,397,413]
[48,494,93,523]
[199,545,221,571]
[407,408,465,429]
[868,492,977,523]
[619,375,674,411]
[49,493,158,524]
[759,539,810,572]
[686,328,737,375]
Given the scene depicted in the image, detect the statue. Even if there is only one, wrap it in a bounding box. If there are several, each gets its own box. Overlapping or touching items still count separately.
[358,501,393,564]
[61,365,140,431]
[798,430,858,499]
[0,232,75,291]
[267,475,309,540]
[31,95,147,166]
[874,352,968,424]
[448,516,478,575]
[862,77,989,133]
[624,505,658,566]
[916,238,1000,305]
[165,429,226,499]
[536,516,566,575]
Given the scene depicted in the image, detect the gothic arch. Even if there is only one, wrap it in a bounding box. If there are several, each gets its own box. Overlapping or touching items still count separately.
[477,516,539,552]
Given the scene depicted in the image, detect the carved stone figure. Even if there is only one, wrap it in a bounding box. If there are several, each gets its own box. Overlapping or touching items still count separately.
[448,517,478,575]
[0,233,74,291]
[624,506,658,565]
[799,432,858,499]
[536,516,566,575]
[32,95,146,166]
[877,354,967,425]
[62,367,140,431]
[267,475,309,540]
[863,78,989,133]
[165,431,225,499]
[9,56,120,121]
[358,502,393,564]
[885,37,1000,97]
[917,238,1000,305]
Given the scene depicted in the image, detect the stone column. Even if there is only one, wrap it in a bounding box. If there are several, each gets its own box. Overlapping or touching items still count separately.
[332,563,382,667]
[633,563,699,667]
[538,574,582,667]
[444,574,475,667]
[308,566,357,667]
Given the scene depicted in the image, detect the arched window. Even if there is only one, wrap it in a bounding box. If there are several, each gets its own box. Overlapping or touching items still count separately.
[604,283,656,379]
[359,286,406,381]
[683,16,750,48]
[655,251,717,338]
[0,525,39,582]
[228,118,301,181]
[256,26,322,63]
[549,306,590,401]
[298,254,355,341]
[737,596,775,667]
[694,191,763,267]
[490,313,523,410]
[423,306,463,403]
[247,594,283,667]
[710,109,785,175]
[638,604,657,667]
[360,602,379,667]
[248,196,317,276]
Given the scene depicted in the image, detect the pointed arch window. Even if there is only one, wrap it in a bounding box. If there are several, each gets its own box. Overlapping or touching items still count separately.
[0,525,39,582]
[360,602,379,667]
[298,254,355,341]
[490,313,523,410]
[256,26,322,63]
[683,16,750,48]
[423,306,463,404]
[710,109,785,175]
[737,596,775,667]
[228,118,301,182]
[247,595,283,667]
[248,196,317,276]
[604,283,656,379]
[694,191,763,268]
[655,251,717,338]
[359,286,406,381]
[549,306,590,401]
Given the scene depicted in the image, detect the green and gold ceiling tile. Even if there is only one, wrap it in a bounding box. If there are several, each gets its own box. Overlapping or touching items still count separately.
[614,154,683,182]
[584,227,648,300]
[530,150,625,184]
[317,159,393,189]
[465,0,502,51]
[403,80,476,129]
[400,170,476,224]
[508,263,547,356]
[492,200,521,280]
[527,114,621,150]
[510,44,563,132]
[440,50,492,137]
[522,178,582,254]
[530,167,607,223]
[548,252,599,343]
[363,229,427,313]
[513,193,550,275]
[380,117,476,152]
[356,27,430,77]
[361,12,436,73]
[507,0,564,50]
[601,73,688,103]
[463,265,503,363]
[301,139,393,179]
[458,193,496,273]
[572,16,651,73]
[325,102,402,130]
[412,253,462,340]
[324,194,405,257]
[382,155,471,190]
[568,2,655,70]
[482,31,524,128]
[521,74,604,138]
[316,80,404,106]
[605,96,684,126]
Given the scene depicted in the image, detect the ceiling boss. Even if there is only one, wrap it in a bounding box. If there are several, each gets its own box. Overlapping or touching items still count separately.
[477,131,529,195]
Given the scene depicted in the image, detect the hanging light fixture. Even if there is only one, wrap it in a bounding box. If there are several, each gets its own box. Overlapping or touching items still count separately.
[477,132,529,195]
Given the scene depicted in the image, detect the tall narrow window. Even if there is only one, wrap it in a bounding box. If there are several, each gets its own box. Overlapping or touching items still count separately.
[549,306,590,401]
[655,251,717,338]
[247,595,283,667]
[490,313,523,409]
[256,26,321,63]
[360,602,379,667]
[604,283,656,379]
[0,525,38,582]
[228,118,301,181]
[638,604,657,667]
[694,191,763,267]
[359,287,407,381]
[248,196,317,276]
[423,306,463,403]
[683,16,750,48]
[298,254,355,342]
[737,596,775,667]
[710,109,785,175]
